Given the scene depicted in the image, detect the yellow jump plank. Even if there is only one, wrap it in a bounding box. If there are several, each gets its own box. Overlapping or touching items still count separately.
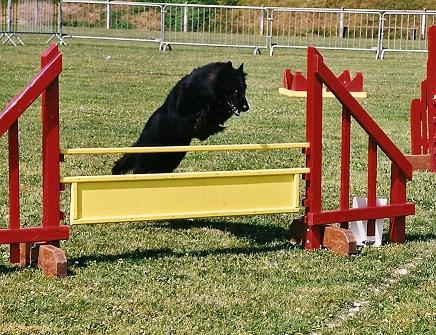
[63,168,309,225]
[279,87,368,99]
[60,142,309,155]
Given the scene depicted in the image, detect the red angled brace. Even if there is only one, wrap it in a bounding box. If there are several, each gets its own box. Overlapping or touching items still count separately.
[302,46,414,251]
[0,44,69,273]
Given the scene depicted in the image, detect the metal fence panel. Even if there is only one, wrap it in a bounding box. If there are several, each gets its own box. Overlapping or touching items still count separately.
[269,8,382,57]
[0,0,58,34]
[61,0,162,43]
[161,4,267,53]
[1,0,8,32]
[381,10,436,58]
[5,1,436,60]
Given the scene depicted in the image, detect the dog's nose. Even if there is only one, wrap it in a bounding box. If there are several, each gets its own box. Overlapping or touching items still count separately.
[241,104,249,112]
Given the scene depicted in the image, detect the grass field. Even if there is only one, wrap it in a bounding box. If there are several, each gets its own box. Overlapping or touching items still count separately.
[0,37,436,334]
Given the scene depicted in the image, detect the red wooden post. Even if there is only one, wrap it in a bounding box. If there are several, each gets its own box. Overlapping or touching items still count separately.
[340,106,351,229]
[389,164,407,243]
[367,137,377,237]
[8,121,20,263]
[41,45,62,230]
[304,47,324,250]
[427,27,436,171]
[410,99,422,155]
[420,80,428,154]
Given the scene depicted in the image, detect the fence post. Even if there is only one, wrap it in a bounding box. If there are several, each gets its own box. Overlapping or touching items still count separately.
[421,8,427,40]
[260,5,264,36]
[183,2,188,33]
[35,0,39,26]
[376,12,384,59]
[160,5,166,50]
[7,0,12,33]
[57,0,63,40]
[267,8,273,55]
[339,7,345,38]
[106,0,112,29]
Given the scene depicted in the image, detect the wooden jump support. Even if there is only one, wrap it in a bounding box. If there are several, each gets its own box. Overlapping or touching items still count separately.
[408,26,436,172]
[0,44,415,277]
[279,68,367,99]
[60,144,309,225]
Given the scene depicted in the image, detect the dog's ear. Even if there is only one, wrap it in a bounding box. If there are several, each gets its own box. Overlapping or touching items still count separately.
[237,63,247,78]
[221,61,233,73]
[218,61,234,78]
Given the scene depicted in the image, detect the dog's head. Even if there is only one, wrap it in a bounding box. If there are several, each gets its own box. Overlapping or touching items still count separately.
[193,61,250,141]
[217,61,249,116]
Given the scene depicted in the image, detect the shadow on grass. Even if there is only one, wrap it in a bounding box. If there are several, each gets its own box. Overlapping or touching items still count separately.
[69,241,297,271]
[68,218,299,273]
[152,218,291,245]
[405,232,436,243]
[380,230,436,244]
[0,264,19,275]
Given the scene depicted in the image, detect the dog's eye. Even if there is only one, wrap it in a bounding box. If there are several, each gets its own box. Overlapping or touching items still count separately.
[234,89,238,94]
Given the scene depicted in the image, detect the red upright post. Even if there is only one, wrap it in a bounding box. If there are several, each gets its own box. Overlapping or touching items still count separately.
[41,45,62,230]
[8,121,20,263]
[304,47,324,250]
[427,27,436,171]
[389,164,407,243]
[410,99,423,155]
[340,107,351,229]
[367,137,377,237]
[420,80,428,154]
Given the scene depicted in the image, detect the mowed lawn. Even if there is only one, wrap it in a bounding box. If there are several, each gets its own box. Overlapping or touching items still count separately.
[0,38,435,335]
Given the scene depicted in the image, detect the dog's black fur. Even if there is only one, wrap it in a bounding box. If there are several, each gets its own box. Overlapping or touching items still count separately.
[112,61,249,174]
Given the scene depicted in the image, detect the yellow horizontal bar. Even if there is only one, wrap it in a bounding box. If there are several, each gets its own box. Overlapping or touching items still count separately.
[61,168,310,184]
[279,87,368,99]
[68,168,306,225]
[60,142,310,155]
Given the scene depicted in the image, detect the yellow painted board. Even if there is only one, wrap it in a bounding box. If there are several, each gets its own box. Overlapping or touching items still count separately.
[66,168,308,225]
[61,142,310,155]
[279,87,368,99]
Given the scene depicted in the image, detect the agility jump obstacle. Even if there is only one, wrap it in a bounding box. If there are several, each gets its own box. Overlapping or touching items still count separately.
[279,68,367,99]
[0,44,415,277]
[408,26,436,172]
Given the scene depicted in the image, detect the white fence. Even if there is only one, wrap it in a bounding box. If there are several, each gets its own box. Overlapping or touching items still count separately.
[268,8,382,57]
[160,4,267,53]
[380,10,436,58]
[61,0,162,43]
[1,0,436,58]
[1,0,61,45]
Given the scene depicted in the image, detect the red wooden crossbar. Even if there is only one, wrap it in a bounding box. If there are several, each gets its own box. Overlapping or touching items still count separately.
[409,26,436,171]
[304,46,414,250]
[0,45,69,264]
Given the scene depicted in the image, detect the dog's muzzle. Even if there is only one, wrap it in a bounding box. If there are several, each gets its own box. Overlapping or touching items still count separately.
[227,101,249,116]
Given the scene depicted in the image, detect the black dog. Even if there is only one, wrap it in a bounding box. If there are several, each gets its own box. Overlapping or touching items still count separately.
[112,61,249,174]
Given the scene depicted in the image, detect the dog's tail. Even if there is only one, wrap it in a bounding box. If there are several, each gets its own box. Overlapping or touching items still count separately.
[112,153,135,175]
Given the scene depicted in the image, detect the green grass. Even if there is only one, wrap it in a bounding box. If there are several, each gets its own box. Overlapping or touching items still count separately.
[0,37,436,334]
